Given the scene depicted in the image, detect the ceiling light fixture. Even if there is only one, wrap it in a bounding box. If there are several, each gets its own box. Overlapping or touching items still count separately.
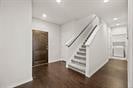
[116,23,120,26]
[42,14,47,18]
[56,0,62,3]
[104,0,109,3]
[113,18,118,21]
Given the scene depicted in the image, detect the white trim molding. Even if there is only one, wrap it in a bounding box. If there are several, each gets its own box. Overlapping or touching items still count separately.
[111,57,127,60]
[128,0,133,88]
[8,78,33,88]
[48,59,60,63]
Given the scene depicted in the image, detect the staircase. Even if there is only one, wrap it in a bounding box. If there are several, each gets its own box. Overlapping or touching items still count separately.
[68,43,86,74]
[65,15,100,76]
[67,25,97,75]
[65,15,108,78]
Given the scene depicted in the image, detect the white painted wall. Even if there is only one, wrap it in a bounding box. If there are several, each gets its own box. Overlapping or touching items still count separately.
[108,27,112,58]
[0,0,32,88]
[86,23,109,77]
[61,15,94,61]
[32,18,61,63]
[61,21,75,61]
[128,0,133,87]
[111,26,127,35]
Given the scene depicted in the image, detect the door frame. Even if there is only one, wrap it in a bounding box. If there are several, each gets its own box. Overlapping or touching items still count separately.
[32,29,49,67]
[128,0,133,87]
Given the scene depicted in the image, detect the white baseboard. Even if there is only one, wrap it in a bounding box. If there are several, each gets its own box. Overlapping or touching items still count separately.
[60,58,67,62]
[111,57,127,60]
[48,59,61,63]
[8,77,33,88]
[87,59,109,78]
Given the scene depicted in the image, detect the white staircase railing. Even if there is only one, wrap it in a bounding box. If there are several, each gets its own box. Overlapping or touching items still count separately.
[65,15,97,47]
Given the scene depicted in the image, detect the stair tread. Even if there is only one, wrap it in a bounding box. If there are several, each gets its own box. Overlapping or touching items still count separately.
[72,58,86,62]
[75,55,86,59]
[77,51,86,56]
[81,45,86,48]
[71,59,86,65]
[69,62,85,69]
[82,45,86,46]
[79,48,86,51]
[68,63,85,73]
[68,66,85,74]
[80,47,86,49]
[77,50,86,53]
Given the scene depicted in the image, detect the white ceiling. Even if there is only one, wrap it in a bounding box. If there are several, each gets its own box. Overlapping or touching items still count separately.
[33,0,128,26]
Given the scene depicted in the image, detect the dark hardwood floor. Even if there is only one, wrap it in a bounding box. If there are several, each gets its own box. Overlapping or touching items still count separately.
[15,59,127,88]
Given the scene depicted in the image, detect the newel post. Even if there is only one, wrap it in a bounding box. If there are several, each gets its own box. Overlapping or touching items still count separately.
[66,46,69,68]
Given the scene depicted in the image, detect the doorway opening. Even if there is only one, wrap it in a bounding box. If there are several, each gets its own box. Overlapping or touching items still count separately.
[110,26,128,60]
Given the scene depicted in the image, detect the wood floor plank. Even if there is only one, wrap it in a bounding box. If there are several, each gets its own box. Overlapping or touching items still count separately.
[15,59,127,88]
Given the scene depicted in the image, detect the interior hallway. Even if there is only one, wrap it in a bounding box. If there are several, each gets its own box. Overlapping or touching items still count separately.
[16,59,127,88]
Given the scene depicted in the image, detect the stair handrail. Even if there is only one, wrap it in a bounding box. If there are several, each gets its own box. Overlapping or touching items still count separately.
[85,24,103,46]
[65,15,97,47]
[84,25,97,44]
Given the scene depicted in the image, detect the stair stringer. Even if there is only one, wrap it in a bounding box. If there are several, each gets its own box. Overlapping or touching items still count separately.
[85,23,106,78]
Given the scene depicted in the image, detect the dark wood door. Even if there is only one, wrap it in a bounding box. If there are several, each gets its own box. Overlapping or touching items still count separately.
[32,30,48,67]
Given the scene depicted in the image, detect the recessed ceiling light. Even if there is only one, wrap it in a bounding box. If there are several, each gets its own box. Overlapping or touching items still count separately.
[56,0,62,3]
[113,18,118,21]
[116,23,120,26]
[42,14,47,18]
[104,0,109,3]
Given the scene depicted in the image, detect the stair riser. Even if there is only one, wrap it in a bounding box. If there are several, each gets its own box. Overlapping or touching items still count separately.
[77,52,86,56]
[79,49,86,52]
[81,45,86,48]
[71,60,86,66]
[68,65,85,74]
[74,56,86,60]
